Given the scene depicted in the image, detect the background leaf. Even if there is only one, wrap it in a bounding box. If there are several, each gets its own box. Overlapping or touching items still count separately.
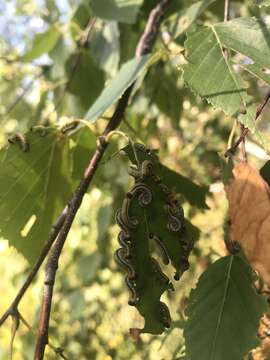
[184,255,267,360]
[85,55,150,122]
[215,17,270,70]
[22,26,61,62]
[0,130,72,263]
[89,0,143,24]
[183,26,268,151]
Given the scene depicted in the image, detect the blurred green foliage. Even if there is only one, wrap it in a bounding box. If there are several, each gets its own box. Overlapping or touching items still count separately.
[1,0,270,359]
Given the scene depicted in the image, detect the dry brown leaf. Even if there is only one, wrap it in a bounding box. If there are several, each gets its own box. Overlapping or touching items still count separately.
[225,162,270,286]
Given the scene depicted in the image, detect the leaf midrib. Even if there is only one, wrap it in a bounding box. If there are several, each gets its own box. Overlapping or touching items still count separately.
[209,255,234,360]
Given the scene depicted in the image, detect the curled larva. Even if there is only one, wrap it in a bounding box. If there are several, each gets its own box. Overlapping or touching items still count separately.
[149,233,169,265]
[60,120,79,134]
[166,204,183,232]
[118,232,132,259]
[30,125,48,137]
[115,210,130,237]
[114,248,136,279]
[141,160,154,177]
[8,133,29,152]
[121,196,139,228]
[130,183,153,207]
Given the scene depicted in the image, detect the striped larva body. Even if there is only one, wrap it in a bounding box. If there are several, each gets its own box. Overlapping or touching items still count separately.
[30,125,48,137]
[117,232,132,259]
[60,120,79,134]
[8,133,29,152]
[114,248,136,279]
[125,277,139,306]
[165,204,183,233]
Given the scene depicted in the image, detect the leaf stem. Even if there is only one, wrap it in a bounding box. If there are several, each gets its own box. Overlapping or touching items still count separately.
[225,89,270,157]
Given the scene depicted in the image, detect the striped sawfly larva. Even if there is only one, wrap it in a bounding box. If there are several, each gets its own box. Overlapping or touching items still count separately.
[165,203,183,232]
[149,233,170,265]
[125,277,139,306]
[30,125,48,137]
[117,232,132,259]
[8,133,29,152]
[141,160,154,178]
[129,183,153,207]
[115,210,130,237]
[60,120,79,134]
[114,248,136,279]
[121,196,139,229]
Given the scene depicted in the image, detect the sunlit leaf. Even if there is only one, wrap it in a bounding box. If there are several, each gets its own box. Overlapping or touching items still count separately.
[22,26,61,62]
[183,26,268,151]
[85,55,150,122]
[0,129,72,263]
[215,17,270,70]
[66,51,105,110]
[168,0,217,39]
[184,255,267,360]
[241,63,270,86]
[89,0,143,24]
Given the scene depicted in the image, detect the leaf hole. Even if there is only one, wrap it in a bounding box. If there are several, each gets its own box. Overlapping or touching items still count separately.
[262,67,270,75]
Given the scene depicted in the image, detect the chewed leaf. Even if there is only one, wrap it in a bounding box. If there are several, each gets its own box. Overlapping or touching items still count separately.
[184,255,267,360]
[122,143,209,209]
[115,144,193,334]
[0,129,72,263]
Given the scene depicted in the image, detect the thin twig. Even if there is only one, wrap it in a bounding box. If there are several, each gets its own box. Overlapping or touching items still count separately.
[2,70,45,122]
[224,0,230,22]
[225,89,270,157]
[0,206,68,326]
[34,2,171,358]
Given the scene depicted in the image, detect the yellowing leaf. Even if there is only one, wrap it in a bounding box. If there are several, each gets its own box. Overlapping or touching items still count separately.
[225,162,270,286]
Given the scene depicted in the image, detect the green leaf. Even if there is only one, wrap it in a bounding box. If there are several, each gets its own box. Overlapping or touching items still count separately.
[145,61,182,125]
[115,143,193,334]
[241,63,270,86]
[214,17,270,70]
[183,26,269,151]
[22,26,61,62]
[0,129,72,263]
[66,51,105,110]
[184,255,267,360]
[89,0,143,24]
[123,144,209,209]
[71,127,97,180]
[168,0,217,39]
[49,39,72,80]
[256,0,270,6]
[85,55,150,122]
